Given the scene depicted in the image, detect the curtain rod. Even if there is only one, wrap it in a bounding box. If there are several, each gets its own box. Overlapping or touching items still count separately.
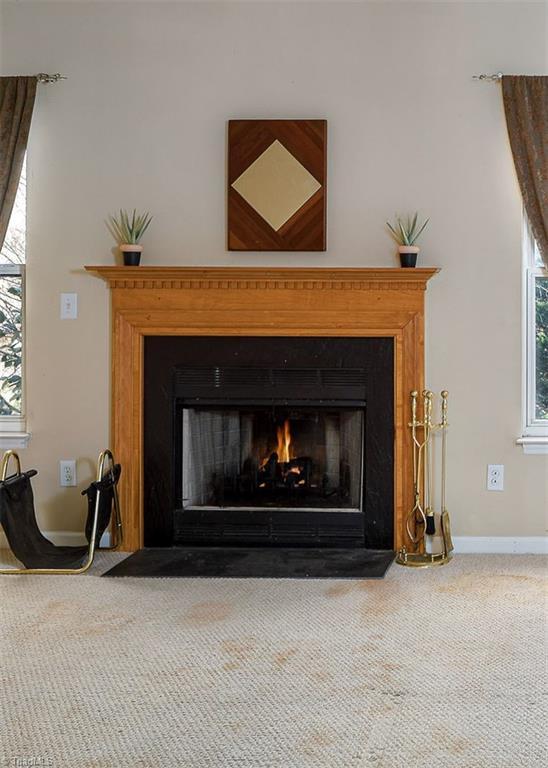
[473,73,503,82]
[36,73,67,84]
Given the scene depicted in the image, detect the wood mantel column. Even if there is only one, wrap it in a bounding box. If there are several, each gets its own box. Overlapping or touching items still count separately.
[86,266,439,551]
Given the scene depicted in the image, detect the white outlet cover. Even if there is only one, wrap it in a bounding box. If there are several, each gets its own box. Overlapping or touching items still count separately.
[487,464,504,491]
[60,460,77,487]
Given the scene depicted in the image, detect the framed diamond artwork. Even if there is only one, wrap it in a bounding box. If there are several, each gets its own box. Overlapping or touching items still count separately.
[228,119,327,251]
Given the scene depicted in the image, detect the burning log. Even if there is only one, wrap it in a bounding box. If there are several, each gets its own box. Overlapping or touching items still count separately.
[256,451,312,490]
[240,419,318,495]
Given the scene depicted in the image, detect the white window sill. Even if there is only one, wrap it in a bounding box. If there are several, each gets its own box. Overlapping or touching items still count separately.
[516,436,548,454]
[0,432,31,449]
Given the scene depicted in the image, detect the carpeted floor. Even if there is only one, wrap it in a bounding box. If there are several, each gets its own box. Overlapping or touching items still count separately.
[0,551,546,768]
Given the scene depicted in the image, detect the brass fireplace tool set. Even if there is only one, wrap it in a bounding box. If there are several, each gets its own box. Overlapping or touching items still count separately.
[396,389,454,567]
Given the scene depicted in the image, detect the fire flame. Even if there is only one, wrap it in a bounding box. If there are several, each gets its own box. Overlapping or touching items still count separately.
[276,419,293,463]
[257,419,309,489]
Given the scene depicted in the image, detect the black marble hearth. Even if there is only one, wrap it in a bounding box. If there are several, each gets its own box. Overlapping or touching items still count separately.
[103,547,395,579]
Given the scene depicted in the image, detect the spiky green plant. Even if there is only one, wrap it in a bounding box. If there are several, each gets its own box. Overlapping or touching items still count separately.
[107,209,153,245]
[386,213,429,246]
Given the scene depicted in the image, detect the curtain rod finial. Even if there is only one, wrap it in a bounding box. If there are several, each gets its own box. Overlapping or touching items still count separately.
[36,73,68,84]
[473,72,503,82]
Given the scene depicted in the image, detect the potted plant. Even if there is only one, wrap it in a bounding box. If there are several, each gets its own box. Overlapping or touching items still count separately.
[107,209,153,266]
[386,213,429,268]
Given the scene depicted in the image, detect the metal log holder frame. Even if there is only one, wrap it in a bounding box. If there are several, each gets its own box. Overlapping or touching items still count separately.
[396,390,454,568]
[0,449,122,575]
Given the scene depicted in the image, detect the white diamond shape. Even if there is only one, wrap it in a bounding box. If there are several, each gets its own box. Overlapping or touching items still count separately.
[231,140,321,232]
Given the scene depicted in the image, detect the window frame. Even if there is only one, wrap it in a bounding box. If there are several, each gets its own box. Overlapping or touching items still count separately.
[519,216,548,453]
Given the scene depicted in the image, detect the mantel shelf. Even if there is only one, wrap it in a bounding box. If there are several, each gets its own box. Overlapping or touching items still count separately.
[85,265,440,290]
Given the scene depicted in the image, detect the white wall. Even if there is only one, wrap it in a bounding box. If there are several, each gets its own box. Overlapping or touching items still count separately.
[0,1,546,537]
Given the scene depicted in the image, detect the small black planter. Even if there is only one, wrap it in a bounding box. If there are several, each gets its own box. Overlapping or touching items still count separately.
[399,252,418,268]
[123,251,142,267]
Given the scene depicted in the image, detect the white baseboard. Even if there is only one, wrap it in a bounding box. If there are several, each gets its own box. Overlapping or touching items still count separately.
[453,536,548,554]
[1,530,545,556]
[0,529,111,549]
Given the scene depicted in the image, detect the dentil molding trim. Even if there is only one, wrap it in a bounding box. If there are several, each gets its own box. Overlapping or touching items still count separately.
[85,266,439,292]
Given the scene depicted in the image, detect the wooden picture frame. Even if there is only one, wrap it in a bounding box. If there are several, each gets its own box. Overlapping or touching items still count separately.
[228,119,327,251]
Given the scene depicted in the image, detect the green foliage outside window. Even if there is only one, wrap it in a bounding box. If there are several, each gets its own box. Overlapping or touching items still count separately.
[536,277,548,420]
[0,277,22,415]
[0,162,24,416]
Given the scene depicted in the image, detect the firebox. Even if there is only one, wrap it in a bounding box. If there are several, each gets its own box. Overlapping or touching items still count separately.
[144,337,394,549]
[181,407,364,512]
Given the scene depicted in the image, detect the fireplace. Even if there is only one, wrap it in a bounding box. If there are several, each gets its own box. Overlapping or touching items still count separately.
[144,337,393,549]
[86,265,439,551]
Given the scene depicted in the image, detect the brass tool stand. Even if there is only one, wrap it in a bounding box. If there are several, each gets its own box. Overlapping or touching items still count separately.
[396,390,454,568]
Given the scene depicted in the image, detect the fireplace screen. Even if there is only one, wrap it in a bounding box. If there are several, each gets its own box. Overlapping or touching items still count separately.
[182,407,364,511]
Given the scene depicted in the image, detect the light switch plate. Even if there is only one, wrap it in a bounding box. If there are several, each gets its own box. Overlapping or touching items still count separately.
[60,293,78,319]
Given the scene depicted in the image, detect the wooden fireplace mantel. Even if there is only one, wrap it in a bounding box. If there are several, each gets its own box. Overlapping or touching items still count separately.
[86,265,439,551]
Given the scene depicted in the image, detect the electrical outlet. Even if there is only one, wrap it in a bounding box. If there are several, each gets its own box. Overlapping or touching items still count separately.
[487,464,504,491]
[60,460,76,487]
[60,293,78,320]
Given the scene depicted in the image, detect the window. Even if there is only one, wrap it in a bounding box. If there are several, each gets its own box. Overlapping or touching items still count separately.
[520,215,548,452]
[0,158,26,440]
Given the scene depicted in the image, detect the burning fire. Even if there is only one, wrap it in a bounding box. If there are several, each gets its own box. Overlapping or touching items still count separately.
[257,418,310,489]
[259,419,295,470]
[276,419,293,463]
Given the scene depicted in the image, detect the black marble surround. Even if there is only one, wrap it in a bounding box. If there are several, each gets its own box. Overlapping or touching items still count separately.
[144,337,394,550]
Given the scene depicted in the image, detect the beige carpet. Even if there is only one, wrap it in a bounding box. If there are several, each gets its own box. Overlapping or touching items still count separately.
[0,552,546,768]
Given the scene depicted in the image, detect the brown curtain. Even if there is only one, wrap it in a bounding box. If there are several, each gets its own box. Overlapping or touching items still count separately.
[0,76,37,252]
[502,75,548,267]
